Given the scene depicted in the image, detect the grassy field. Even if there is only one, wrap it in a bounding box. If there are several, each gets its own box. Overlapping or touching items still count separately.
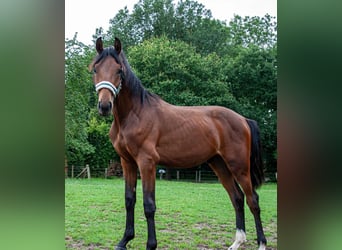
[65,178,277,249]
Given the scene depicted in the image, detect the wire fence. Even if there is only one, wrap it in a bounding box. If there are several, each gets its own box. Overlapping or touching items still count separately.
[65,164,219,183]
[65,163,277,183]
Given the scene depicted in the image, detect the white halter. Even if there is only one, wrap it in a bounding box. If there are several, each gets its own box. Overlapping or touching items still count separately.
[95,80,122,98]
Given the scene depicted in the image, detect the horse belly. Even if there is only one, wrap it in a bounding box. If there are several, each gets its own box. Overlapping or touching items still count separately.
[156,136,216,168]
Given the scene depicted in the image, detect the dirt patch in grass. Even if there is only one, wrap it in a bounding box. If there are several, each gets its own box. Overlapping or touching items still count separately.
[66,235,277,250]
[196,244,277,250]
[65,236,110,250]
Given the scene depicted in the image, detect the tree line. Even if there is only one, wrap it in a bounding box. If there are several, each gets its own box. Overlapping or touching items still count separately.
[65,0,277,178]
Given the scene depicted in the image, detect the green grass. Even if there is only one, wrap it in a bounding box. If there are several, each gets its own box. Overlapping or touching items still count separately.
[65,178,277,249]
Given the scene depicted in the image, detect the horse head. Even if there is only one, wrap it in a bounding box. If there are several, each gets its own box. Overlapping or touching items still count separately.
[89,37,123,116]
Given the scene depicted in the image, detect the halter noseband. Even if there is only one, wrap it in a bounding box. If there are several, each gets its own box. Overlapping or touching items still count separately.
[95,80,122,98]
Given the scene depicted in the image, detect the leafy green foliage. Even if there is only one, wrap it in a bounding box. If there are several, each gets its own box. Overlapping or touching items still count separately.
[85,111,120,171]
[65,36,95,165]
[128,36,238,108]
[105,0,228,56]
[228,14,277,49]
[227,45,277,110]
[225,44,277,176]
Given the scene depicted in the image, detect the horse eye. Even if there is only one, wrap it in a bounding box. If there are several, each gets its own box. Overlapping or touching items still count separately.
[93,67,97,73]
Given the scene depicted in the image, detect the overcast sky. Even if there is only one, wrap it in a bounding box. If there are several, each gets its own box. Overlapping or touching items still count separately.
[65,0,277,45]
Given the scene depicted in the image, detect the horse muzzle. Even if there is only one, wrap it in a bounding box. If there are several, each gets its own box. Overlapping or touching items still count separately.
[98,100,112,116]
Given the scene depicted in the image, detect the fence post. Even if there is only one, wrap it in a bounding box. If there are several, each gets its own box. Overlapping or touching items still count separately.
[198,170,201,182]
[86,164,91,179]
[177,171,180,181]
[71,165,74,178]
[105,168,108,179]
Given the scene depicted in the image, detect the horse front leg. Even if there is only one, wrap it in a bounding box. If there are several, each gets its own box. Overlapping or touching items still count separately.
[138,157,157,250]
[143,187,157,250]
[116,159,138,250]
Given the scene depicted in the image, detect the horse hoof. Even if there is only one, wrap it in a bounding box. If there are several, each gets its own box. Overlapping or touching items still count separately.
[115,246,127,250]
[258,243,266,250]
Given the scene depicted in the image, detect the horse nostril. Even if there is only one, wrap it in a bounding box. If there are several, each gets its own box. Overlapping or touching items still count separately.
[98,101,112,116]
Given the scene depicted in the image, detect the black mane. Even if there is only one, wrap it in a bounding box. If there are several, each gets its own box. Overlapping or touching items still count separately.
[94,47,159,105]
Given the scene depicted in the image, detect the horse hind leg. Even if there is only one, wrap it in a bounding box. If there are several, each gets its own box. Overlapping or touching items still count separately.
[229,229,246,250]
[207,156,247,250]
[252,189,267,250]
[234,171,267,250]
[227,181,250,250]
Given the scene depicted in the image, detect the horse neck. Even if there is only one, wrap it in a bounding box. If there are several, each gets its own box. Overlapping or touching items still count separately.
[113,80,142,125]
[113,89,133,124]
[113,59,147,124]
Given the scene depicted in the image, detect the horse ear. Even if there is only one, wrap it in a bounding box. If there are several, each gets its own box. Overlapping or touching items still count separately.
[114,37,121,54]
[96,37,103,54]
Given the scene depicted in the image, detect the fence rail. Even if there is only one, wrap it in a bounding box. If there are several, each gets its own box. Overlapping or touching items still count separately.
[65,165,92,179]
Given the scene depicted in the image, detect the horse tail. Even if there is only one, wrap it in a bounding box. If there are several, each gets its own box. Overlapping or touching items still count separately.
[246,119,265,189]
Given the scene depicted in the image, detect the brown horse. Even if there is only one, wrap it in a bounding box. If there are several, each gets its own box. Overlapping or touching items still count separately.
[89,37,266,250]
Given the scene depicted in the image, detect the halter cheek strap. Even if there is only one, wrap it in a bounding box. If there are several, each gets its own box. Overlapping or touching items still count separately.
[95,81,122,98]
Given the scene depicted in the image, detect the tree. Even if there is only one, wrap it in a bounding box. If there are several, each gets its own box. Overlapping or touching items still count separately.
[104,7,138,49]
[225,44,277,177]
[227,45,277,111]
[173,0,229,56]
[228,14,277,49]
[128,36,238,108]
[65,35,95,165]
[105,0,229,56]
